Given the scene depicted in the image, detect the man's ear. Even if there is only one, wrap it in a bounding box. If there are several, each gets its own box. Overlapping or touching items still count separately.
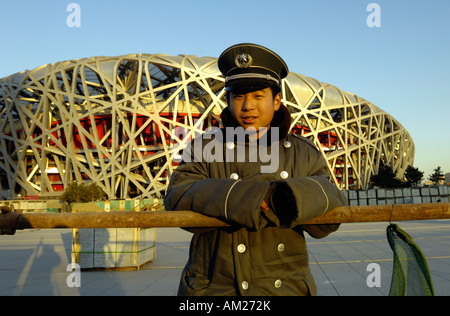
[273,93,281,111]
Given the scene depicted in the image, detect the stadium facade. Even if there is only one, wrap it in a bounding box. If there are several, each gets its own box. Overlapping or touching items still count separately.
[0,53,414,199]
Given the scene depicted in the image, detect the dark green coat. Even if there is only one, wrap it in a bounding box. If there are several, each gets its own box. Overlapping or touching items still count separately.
[164,106,347,296]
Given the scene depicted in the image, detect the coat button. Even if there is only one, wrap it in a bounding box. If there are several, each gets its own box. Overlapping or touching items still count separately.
[226,142,235,150]
[230,173,239,180]
[283,141,291,148]
[237,244,246,253]
[274,279,282,288]
[241,281,249,290]
[277,243,285,252]
[280,171,288,179]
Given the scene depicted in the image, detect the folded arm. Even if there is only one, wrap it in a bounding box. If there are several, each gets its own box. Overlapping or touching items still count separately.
[164,150,347,234]
[164,161,271,230]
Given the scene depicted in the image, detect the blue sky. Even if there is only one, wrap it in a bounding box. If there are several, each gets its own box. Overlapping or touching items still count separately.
[1,0,449,179]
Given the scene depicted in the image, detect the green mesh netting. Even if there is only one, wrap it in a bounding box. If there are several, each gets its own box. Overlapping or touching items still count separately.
[387,223,435,296]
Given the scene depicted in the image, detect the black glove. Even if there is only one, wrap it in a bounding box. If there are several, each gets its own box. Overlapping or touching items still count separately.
[0,206,19,235]
[263,181,298,228]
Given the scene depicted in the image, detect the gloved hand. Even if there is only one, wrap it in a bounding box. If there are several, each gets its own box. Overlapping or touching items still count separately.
[0,206,19,235]
[261,181,298,228]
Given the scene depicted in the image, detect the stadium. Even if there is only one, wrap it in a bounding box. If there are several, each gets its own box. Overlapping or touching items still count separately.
[0,53,414,199]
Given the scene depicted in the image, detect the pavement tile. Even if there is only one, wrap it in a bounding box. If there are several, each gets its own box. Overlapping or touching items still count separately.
[0,221,449,296]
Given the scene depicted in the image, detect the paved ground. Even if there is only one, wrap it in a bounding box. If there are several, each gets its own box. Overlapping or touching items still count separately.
[1,220,449,296]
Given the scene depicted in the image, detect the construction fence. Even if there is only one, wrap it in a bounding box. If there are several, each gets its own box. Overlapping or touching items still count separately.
[1,186,449,213]
[345,186,449,206]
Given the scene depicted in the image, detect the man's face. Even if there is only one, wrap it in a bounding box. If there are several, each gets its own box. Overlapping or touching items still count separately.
[228,87,281,136]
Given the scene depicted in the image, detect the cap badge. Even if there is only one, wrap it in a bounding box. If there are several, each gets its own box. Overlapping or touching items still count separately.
[235,53,253,68]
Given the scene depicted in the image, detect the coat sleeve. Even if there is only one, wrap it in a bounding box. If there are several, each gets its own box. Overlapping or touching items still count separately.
[164,159,271,231]
[264,141,348,237]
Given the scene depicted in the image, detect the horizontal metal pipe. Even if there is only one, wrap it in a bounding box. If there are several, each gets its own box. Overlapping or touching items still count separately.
[302,202,450,224]
[10,202,450,229]
[17,210,228,229]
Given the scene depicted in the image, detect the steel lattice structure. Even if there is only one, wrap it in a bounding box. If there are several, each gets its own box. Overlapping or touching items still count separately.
[0,53,414,199]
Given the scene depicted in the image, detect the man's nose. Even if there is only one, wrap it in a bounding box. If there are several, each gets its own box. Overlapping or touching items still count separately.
[241,96,256,110]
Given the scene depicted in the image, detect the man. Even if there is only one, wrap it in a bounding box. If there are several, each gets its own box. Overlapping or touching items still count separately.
[165,43,348,296]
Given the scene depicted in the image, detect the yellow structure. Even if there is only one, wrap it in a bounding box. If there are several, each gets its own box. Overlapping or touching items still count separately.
[0,53,414,199]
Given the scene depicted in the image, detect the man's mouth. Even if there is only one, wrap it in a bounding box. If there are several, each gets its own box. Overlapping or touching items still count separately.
[241,116,257,124]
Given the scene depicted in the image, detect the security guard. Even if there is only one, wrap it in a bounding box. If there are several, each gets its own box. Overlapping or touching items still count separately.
[164,43,347,296]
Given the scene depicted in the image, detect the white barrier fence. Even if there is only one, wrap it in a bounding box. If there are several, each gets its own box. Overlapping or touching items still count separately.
[1,186,449,212]
[0,199,62,213]
[345,186,450,206]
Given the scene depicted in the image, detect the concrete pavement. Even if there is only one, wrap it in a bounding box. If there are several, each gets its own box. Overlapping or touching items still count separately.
[1,220,449,296]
